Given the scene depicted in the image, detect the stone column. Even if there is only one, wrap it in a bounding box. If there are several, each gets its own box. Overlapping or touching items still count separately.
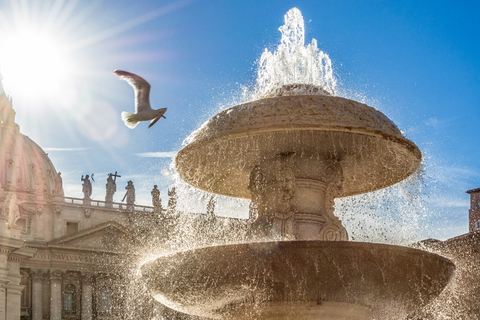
[42,273,50,320]
[6,283,23,320]
[81,273,93,320]
[31,270,45,320]
[0,281,6,320]
[50,270,63,320]
[0,249,8,320]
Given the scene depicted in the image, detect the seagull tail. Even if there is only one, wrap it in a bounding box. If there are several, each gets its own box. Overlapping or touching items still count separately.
[121,112,139,129]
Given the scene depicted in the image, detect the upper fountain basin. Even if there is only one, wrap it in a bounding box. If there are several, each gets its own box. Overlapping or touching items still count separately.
[176,94,422,199]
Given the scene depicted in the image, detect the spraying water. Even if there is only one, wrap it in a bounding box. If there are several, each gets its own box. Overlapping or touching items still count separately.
[254,7,336,99]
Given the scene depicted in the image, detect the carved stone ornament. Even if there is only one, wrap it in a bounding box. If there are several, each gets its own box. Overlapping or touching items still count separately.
[84,208,92,218]
[31,270,47,282]
[36,205,44,216]
[54,205,62,217]
[50,270,63,282]
[102,227,119,250]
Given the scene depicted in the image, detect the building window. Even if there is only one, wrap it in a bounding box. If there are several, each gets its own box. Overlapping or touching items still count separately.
[98,286,113,314]
[64,284,76,314]
[475,221,480,231]
[66,222,78,235]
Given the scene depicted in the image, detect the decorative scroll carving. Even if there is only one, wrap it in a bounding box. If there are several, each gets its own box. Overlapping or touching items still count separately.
[50,270,63,282]
[324,161,343,210]
[31,270,47,282]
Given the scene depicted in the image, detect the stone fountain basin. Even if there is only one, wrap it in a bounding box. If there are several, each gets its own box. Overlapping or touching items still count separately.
[141,241,454,319]
[176,95,422,199]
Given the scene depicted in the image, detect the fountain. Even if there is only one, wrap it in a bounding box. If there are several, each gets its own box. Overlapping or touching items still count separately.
[141,8,454,319]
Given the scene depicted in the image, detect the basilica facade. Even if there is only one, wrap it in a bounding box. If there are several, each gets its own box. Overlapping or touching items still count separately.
[0,81,165,319]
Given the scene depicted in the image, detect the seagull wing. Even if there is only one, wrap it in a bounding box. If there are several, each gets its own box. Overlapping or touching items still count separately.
[113,70,152,113]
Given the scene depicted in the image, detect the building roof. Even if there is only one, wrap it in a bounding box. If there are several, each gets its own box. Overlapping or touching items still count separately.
[466,187,480,194]
[0,84,61,200]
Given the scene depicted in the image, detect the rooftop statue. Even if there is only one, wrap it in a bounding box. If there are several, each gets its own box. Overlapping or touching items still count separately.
[105,171,120,207]
[113,70,167,129]
[81,174,92,199]
[151,185,161,209]
[123,180,135,210]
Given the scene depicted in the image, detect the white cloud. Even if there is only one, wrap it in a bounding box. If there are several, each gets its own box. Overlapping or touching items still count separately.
[424,117,454,129]
[136,151,177,158]
[427,194,469,208]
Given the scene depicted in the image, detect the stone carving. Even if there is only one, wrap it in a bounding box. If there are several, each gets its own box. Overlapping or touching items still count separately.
[54,172,64,197]
[0,180,5,201]
[0,92,16,125]
[6,193,21,229]
[324,161,343,209]
[54,205,62,217]
[31,269,47,282]
[105,172,120,207]
[151,185,161,210]
[81,272,94,285]
[123,180,135,209]
[102,227,119,250]
[50,270,63,282]
[6,159,13,186]
[84,208,91,218]
[81,175,92,199]
[167,187,178,211]
[276,153,296,216]
[249,165,265,203]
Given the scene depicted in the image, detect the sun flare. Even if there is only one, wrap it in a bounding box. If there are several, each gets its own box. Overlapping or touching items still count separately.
[0,27,71,99]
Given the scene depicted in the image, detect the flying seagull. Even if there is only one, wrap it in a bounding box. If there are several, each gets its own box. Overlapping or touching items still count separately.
[113,70,167,129]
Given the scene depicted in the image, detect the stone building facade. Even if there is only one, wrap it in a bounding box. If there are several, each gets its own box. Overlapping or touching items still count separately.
[0,78,163,319]
[467,187,480,233]
[410,188,480,319]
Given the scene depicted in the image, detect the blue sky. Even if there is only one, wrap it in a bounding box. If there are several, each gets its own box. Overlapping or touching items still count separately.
[0,0,479,240]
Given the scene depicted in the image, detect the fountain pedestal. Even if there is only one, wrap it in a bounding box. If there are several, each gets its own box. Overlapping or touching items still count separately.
[249,154,347,240]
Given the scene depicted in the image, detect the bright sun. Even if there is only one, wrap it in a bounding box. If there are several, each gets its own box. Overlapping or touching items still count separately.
[0,27,71,99]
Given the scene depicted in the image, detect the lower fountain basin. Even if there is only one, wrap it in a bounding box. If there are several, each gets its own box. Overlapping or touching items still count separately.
[141,241,454,319]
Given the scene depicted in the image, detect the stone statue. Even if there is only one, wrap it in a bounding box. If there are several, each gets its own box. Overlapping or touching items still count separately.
[0,180,5,201]
[151,185,161,209]
[105,172,120,206]
[123,180,135,209]
[6,193,21,228]
[54,172,64,197]
[81,175,92,199]
[167,187,178,211]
